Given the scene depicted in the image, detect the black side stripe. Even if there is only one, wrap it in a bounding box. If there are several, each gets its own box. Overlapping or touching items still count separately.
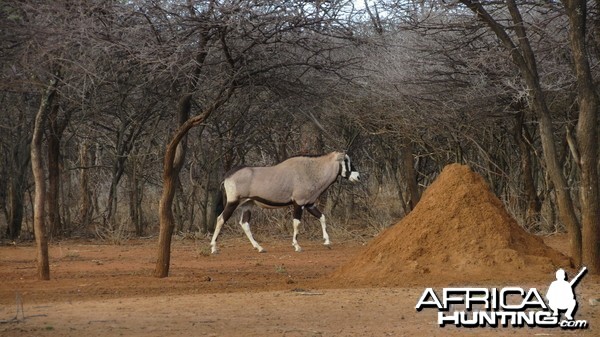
[250,196,293,207]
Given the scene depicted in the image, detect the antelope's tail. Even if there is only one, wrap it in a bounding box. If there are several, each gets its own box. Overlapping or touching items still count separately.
[215,183,225,217]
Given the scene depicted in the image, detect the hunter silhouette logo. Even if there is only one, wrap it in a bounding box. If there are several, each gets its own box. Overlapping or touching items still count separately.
[415,267,588,329]
[546,267,587,321]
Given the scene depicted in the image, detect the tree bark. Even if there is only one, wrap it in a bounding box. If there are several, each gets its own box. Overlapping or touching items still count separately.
[47,103,68,237]
[514,109,541,228]
[31,76,59,280]
[203,169,219,233]
[154,101,202,277]
[6,136,30,240]
[129,159,145,236]
[79,141,93,227]
[155,84,233,278]
[104,126,130,229]
[562,0,600,273]
[6,178,26,240]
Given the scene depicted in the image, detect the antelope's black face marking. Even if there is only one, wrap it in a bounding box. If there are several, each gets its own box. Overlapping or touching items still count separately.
[341,155,360,182]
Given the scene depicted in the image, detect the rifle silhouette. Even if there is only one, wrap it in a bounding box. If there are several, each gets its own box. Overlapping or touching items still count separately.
[569,266,587,287]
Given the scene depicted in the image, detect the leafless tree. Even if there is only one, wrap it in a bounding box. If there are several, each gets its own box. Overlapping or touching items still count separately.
[561,0,599,273]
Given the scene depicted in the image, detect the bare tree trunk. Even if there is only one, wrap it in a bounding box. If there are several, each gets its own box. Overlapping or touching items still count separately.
[6,178,26,240]
[400,137,420,211]
[514,109,541,228]
[155,86,233,277]
[47,136,61,236]
[104,123,140,229]
[186,184,197,232]
[155,90,195,276]
[461,0,582,265]
[79,141,93,228]
[129,161,138,235]
[563,0,600,273]
[156,161,178,277]
[6,136,30,240]
[31,76,58,280]
[174,180,186,232]
[392,165,410,216]
[129,159,145,236]
[203,169,219,233]
[105,137,126,229]
[47,103,65,238]
[532,90,581,265]
[155,95,196,277]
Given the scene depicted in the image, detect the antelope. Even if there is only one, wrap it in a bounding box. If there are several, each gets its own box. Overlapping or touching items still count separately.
[210,152,359,253]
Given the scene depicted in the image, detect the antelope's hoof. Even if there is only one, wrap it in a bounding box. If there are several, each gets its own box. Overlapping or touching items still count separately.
[323,240,331,246]
[293,245,302,252]
[257,247,266,253]
[210,246,219,255]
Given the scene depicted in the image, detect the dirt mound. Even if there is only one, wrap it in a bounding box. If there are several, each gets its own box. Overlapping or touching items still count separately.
[329,164,570,286]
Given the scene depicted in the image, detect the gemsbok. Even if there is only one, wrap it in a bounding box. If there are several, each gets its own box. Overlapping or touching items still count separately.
[210,152,360,253]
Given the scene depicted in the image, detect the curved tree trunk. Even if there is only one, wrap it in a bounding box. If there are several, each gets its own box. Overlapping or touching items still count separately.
[154,85,233,278]
[154,7,224,276]
[31,76,59,280]
[154,102,204,277]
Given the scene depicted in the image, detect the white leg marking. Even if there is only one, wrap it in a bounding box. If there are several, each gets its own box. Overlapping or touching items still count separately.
[241,221,264,253]
[320,214,331,245]
[292,219,302,252]
[210,215,225,254]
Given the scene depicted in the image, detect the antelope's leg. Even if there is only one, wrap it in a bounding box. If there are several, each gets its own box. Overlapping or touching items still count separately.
[307,205,330,245]
[210,215,224,254]
[239,208,264,253]
[292,204,303,252]
[210,201,238,254]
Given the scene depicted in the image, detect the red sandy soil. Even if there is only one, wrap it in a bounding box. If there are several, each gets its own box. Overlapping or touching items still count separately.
[0,165,598,336]
[0,236,598,336]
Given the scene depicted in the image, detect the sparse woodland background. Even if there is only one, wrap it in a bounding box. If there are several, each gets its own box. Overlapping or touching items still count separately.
[1,0,598,275]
